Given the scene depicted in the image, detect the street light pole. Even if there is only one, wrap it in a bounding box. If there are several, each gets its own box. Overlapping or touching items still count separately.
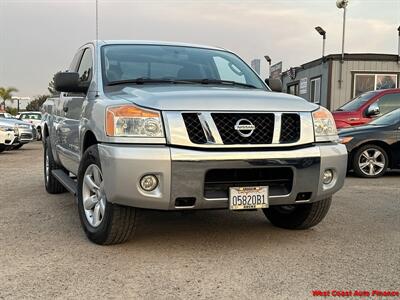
[264,55,272,77]
[341,4,347,64]
[397,25,400,63]
[315,26,326,58]
[337,0,349,88]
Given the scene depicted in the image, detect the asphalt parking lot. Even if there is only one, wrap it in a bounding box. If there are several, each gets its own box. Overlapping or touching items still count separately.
[0,142,399,299]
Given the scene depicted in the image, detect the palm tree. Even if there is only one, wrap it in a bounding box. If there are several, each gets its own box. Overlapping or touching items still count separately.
[0,87,18,109]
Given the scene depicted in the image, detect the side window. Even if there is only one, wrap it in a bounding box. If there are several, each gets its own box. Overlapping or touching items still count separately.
[376,94,400,115]
[213,56,246,83]
[77,48,93,82]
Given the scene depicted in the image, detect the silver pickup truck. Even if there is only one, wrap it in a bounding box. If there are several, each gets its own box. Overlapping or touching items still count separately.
[42,41,347,245]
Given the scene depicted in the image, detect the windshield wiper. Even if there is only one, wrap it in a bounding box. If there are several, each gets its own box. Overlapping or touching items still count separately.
[107,78,259,89]
[107,78,194,86]
[183,79,258,89]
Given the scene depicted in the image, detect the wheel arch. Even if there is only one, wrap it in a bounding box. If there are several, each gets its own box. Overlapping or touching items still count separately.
[81,130,98,155]
[43,123,49,139]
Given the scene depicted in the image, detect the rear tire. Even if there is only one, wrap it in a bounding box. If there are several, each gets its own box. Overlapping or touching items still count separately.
[36,127,42,141]
[44,137,66,194]
[0,145,5,153]
[262,197,332,229]
[77,145,137,245]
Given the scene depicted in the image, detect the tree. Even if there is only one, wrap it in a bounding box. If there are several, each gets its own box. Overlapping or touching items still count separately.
[48,73,60,96]
[25,95,49,111]
[5,107,18,115]
[0,87,18,108]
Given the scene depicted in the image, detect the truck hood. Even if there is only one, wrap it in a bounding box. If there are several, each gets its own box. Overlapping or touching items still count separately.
[106,85,319,112]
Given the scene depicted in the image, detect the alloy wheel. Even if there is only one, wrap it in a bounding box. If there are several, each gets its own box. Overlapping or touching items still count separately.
[82,164,106,227]
[358,148,385,176]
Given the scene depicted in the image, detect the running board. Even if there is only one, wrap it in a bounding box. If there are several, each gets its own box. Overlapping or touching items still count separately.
[52,169,77,197]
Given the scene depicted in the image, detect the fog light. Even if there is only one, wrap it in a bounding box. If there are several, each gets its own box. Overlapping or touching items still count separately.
[140,175,158,191]
[323,169,334,184]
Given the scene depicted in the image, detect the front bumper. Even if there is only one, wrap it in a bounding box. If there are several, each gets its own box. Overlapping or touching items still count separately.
[99,143,348,210]
[0,131,16,145]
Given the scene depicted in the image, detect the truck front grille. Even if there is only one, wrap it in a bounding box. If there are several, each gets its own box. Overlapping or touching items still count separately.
[280,114,301,143]
[204,168,293,199]
[181,112,302,146]
[182,113,207,144]
[212,113,274,144]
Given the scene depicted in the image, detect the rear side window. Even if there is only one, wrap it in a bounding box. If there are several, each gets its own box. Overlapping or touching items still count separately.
[376,93,400,115]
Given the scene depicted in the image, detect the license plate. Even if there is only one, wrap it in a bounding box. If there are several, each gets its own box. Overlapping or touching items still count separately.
[229,186,269,210]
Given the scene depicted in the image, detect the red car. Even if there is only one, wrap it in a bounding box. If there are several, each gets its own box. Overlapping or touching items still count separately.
[332,89,400,129]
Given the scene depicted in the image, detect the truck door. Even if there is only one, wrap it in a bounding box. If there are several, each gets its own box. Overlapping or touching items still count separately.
[57,47,93,175]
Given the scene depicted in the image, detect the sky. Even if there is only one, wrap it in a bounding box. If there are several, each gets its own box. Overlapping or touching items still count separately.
[0,0,399,98]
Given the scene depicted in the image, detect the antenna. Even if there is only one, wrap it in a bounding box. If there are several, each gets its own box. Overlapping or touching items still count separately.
[95,0,99,97]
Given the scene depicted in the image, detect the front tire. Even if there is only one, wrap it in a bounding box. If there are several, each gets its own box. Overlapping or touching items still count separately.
[263,197,332,229]
[77,145,137,245]
[352,144,388,178]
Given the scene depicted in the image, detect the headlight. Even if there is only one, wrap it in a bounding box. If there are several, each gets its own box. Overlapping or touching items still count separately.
[0,125,13,132]
[312,106,338,142]
[106,105,164,137]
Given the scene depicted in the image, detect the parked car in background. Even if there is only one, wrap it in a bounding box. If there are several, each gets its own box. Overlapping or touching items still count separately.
[0,120,17,153]
[333,89,400,129]
[0,112,15,119]
[0,118,36,150]
[339,108,400,178]
[17,111,42,140]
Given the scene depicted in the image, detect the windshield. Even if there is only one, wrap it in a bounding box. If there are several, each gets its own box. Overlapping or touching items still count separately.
[101,44,266,90]
[337,91,378,112]
[370,108,400,126]
[0,113,13,118]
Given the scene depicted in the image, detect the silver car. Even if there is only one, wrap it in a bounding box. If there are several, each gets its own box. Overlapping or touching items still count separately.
[42,41,347,245]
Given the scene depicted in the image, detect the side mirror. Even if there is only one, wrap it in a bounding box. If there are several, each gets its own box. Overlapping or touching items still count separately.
[366,102,380,117]
[265,78,282,92]
[54,72,89,93]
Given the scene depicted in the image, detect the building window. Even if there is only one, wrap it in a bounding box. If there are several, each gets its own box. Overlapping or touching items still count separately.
[353,73,398,97]
[310,77,321,103]
[288,83,299,96]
